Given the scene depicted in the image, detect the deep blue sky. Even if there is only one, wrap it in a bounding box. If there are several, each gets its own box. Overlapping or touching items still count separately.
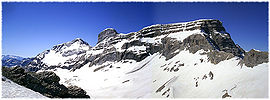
[2,2,268,57]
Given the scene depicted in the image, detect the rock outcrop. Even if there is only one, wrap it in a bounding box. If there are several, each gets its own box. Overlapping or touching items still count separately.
[239,49,268,67]
[2,66,90,98]
[98,28,118,43]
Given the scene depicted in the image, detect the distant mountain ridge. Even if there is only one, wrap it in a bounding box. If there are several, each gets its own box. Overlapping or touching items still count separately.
[1,55,33,67]
[2,55,24,61]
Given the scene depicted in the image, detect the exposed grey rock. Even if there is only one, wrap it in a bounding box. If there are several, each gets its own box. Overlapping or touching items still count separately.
[208,71,214,80]
[239,49,268,67]
[122,51,150,62]
[121,40,144,49]
[204,31,244,58]
[207,50,234,64]
[160,37,182,60]
[98,28,118,43]
[89,52,121,67]
[67,86,89,98]
[10,66,25,74]
[88,50,150,67]
[70,54,91,71]
[222,90,232,98]
[35,71,60,84]
[183,34,213,54]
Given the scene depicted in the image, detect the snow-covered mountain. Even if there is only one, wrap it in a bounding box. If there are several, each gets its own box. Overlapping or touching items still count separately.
[27,38,91,71]
[20,19,268,98]
[2,55,24,61]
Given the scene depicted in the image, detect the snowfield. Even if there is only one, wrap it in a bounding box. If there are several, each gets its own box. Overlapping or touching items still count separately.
[2,77,47,98]
[45,54,155,98]
[152,50,268,98]
[45,49,268,98]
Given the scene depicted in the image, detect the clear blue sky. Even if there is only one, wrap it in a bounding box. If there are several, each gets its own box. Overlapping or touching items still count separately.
[2,2,268,57]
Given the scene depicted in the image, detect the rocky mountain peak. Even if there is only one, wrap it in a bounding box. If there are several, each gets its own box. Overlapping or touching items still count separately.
[97,28,118,43]
[26,38,92,71]
[70,38,89,45]
[51,38,91,52]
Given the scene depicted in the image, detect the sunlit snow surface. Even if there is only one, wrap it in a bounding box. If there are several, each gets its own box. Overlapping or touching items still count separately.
[152,50,268,98]
[40,39,91,67]
[2,77,47,98]
[48,49,268,98]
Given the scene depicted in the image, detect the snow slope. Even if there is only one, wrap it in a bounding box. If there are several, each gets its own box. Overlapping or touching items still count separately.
[2,77,47,98]
[43,54,156,98]
[152,50,268,98]
[45,49,268,98]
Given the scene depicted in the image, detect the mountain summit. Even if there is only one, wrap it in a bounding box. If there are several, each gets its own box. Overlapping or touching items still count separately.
[98,28,118,43]
[12,19,268,98]
[27,38,91,71]
[52,38,90,52]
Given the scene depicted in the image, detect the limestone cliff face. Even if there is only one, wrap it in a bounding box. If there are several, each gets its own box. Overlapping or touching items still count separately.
[97,28,118,43]
[89,19,247,66]
[25,19,267,72]
[239,49,268,67]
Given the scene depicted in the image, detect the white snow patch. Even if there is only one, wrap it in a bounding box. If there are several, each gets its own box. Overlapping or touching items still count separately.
[41,50,77,66]
[2,77,47,98]
[167,30,202,42]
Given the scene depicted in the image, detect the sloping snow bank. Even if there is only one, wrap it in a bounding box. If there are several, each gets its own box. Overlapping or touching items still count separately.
[2,77,47,98]
[152,50,268,98]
